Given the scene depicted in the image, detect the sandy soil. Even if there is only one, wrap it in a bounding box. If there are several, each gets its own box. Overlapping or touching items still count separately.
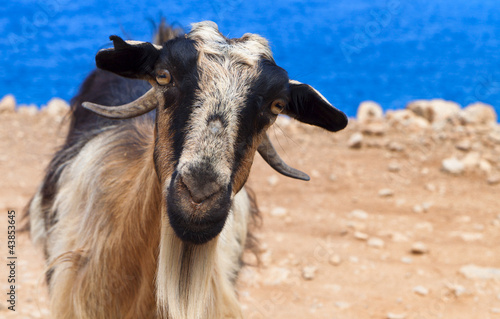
[0,109,499,319]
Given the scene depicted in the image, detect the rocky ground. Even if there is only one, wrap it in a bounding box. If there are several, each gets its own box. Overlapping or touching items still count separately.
[0,95,499,319]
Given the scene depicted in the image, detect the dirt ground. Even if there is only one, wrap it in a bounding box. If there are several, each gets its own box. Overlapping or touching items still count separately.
[0,108,499,319]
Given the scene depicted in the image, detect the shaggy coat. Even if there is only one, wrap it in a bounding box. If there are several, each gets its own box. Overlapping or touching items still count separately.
[28,21,347,319]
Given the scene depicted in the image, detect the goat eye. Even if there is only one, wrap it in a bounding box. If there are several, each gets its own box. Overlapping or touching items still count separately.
[156,69,171,85]
[270,99,286,115]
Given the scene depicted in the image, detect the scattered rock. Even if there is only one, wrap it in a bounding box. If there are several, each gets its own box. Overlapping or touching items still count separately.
[263,267,290,285]
[0,94,16,113]
[329,254,342,266]
[362,122,387,136]
[388,162,401,172]
[460,102,497,125]
[413,285,429,296]
[379,188,394,197]
[489,130,500,144]
[459,264,500,280]
[267,175,279,186]
[441,157,464,175]
[328,174,337,181]
[450,231,484,242]
[335,301,351,310]
[348,209,368,220]
[357,101,383,124]
[462,152,481,170]
[354,231,369,240]
[401,257,413,264]
[455,139,471,151]
[367,237,385,248]
[302,266,317,280]
[407,99,461,124]
[487,174,500,185]
[270,207,287,217]
[445,283,467,297]
[387,141,405,152]
[387,313,407,319]
[17,104,38,116]
[411,242,429,254]
[491,308,500,314]
[44,97,69,118]
[348,132,363,149]
[479,159,492,173]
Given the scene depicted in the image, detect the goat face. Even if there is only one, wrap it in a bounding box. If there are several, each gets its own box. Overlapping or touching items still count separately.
[83,21,347,244]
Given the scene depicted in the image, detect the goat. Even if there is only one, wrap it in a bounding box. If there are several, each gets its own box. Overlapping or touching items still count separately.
[28,21,347,319]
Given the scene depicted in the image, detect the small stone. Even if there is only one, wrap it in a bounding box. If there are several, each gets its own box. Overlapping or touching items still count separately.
[462,152,480,169]
[445,283,466,297]
[302,266,317,280]
[459,264,500,280]
[270,207,287,217]
[388,141,405,152]
[479,159,492,173]
[441,157,464,175]
[387,313,406,319]
[379,188,394,197]
[354,231,369,240]
[460,102,497,125]
[17,104,38,116]
[335,301,350,310]
[0,94,16,113]
[348,132,363,149]
[412,205,423,214]
[44,97,69,117]
[367,237,385,248]
[349,256,359,263]
[487,174,500,185]
[349,209,368,220]
[362,122,387,136]
[421,202,433,212]
[391,232,409,243]
[267,175,279,186]
[357,101,384,124]
[329,254,342,266]
[455,140,471,151]
[492,308,500,314]
[401,257,413,264]
[411,242,428,254]
[329,174,337,181]
[425,183,436,192]
[388,162,401,172]
[413,285,429,296]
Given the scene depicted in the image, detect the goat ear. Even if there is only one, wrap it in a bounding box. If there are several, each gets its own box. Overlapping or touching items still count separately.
[95,35,161,79]
[285,80,348,132]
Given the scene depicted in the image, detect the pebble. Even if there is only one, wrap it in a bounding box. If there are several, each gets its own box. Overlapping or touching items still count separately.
[459,264,500,280]
[349,209,368,220]
[357,101,384,124]
[387,313,406,319]
[335,301,350,310]
[492,308,500,314]
[388,162,401,172]
[329,174,337,181]
[445,283,466,297]
[362,122,387,136]
[413,285,429,296]
[348,132,363,149]
[455,139,471,151]
[412,205,423,214]
[401,257,413,264]
[367,237,385,248]
[270,207,287,217]
[441,157,464,175]
[302,266,317,280]
[487,174,500,185]
[411,242,429,254]
[379,188,394,197]
[329,254,342,266]
[0,94,16,113]
[354,231,369,241]
[387,141,405,152]
[17,105,38,116]
[267,175,279,186]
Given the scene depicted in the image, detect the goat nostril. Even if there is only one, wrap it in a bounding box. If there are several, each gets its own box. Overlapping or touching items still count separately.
[180,175,222,204]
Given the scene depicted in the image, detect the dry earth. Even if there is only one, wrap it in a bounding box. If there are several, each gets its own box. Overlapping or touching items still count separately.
[0,101,500,319]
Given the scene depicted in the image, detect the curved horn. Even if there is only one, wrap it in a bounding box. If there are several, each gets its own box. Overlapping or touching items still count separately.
[257,133,310,181]
[82,88,158,119]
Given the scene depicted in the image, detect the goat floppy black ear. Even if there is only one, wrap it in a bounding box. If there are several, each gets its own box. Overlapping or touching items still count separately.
[285,80,348,132]
[95,35,161,79]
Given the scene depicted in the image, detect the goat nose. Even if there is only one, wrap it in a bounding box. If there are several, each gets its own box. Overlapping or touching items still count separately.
[180,172,223,204]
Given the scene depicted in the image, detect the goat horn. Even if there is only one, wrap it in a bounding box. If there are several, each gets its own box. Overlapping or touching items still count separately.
[257,133,310,181]
[82,88,158,119]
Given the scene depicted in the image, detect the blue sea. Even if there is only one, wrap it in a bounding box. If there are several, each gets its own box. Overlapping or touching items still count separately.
[0,0,499,117]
